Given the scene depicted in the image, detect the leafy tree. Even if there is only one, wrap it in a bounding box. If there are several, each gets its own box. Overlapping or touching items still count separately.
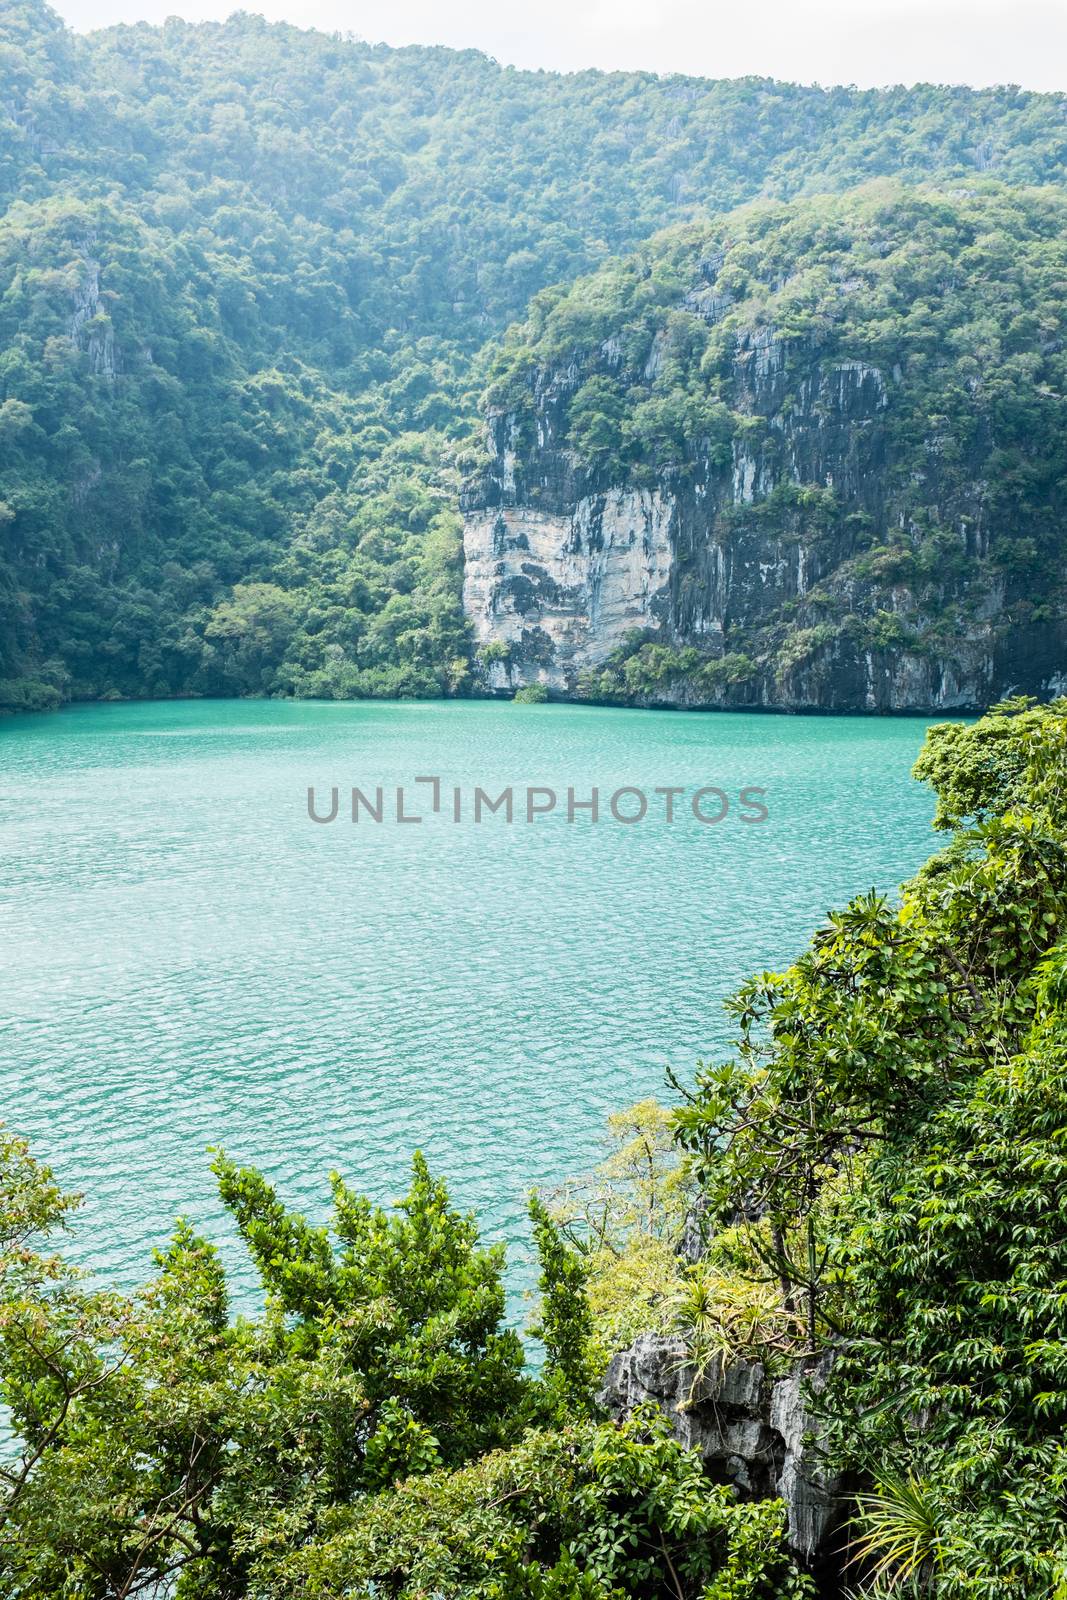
[0,1145,532,1595]
[543,1100,697,1357]
[0,1131,815,1597]
[673,699,1067,1594]
[528,1194,596,1409]
[271,1410,813,1600]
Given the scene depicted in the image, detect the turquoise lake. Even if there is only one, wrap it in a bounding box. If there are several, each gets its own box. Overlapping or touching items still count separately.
[1,699,946,1310]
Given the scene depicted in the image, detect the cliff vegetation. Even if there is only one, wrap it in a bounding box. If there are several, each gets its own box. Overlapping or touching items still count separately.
[468,185,1067,709]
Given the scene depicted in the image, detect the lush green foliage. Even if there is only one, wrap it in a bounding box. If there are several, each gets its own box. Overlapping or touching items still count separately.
[0,186,472,707]
[486,184,1067,699]
[0,1146,530,1595]
[3,2,1067,706]
[0,1136,806,1597]
[675,699,1067,1595]
[275,1411,813,1600]
[6,16,1067,1559]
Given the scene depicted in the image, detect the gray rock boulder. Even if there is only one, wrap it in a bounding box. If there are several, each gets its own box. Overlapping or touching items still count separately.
[598,1332,841,1562]
[676,1197,711,1265]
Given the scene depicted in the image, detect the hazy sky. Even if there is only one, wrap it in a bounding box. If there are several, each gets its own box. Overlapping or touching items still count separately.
[51,0,1067,91]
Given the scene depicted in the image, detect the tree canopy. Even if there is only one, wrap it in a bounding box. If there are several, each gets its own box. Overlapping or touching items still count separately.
[2,3,1067,708]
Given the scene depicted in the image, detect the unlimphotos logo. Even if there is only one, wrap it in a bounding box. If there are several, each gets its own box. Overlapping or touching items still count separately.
[307,777,768,826]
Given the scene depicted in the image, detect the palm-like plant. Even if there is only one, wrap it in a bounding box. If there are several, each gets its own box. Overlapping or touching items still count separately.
[848,1472,942,1592]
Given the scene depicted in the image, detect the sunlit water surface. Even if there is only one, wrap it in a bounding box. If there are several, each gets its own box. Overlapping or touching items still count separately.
[1,698,945,1313]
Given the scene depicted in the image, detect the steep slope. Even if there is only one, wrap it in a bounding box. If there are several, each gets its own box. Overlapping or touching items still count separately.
[2,1,1067,707]
[465,184,1067,711]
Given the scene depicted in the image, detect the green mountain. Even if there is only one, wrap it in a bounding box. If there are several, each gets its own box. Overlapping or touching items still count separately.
[467,183,1067,711]
[1,0,1066,709]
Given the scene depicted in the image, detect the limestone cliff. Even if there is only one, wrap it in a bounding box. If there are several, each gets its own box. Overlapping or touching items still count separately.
[599,1334,844,1571]
[463,189,1067,712]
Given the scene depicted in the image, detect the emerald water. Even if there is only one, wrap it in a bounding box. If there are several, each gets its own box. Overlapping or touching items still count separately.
[1,699,942,1307]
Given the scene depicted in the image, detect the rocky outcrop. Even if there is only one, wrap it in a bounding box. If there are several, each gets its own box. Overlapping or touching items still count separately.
[599,1333,842,1565]
[462,256,1067,712]
[69,242,119,379]
[463,490,674,692]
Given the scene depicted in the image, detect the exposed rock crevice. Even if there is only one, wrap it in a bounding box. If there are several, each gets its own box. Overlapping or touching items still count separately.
[599,1332,843,1567]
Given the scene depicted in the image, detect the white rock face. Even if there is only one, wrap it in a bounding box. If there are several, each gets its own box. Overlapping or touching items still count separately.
[462,489,675,689]
[462,296,1060,709]
[69,248,119,378]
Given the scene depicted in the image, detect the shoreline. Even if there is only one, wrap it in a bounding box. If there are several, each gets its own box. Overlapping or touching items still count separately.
[1,687,987,722]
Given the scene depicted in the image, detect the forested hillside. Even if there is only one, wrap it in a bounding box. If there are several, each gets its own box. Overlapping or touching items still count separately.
[467,183,1067,711]
[1,0,1067,708]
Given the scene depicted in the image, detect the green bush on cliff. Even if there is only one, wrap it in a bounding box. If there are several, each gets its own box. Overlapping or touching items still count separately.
[675,698,1067,1595]
[578,641,758,702]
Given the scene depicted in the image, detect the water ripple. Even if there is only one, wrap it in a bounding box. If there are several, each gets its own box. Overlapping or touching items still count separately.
[0,698,942,1315]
